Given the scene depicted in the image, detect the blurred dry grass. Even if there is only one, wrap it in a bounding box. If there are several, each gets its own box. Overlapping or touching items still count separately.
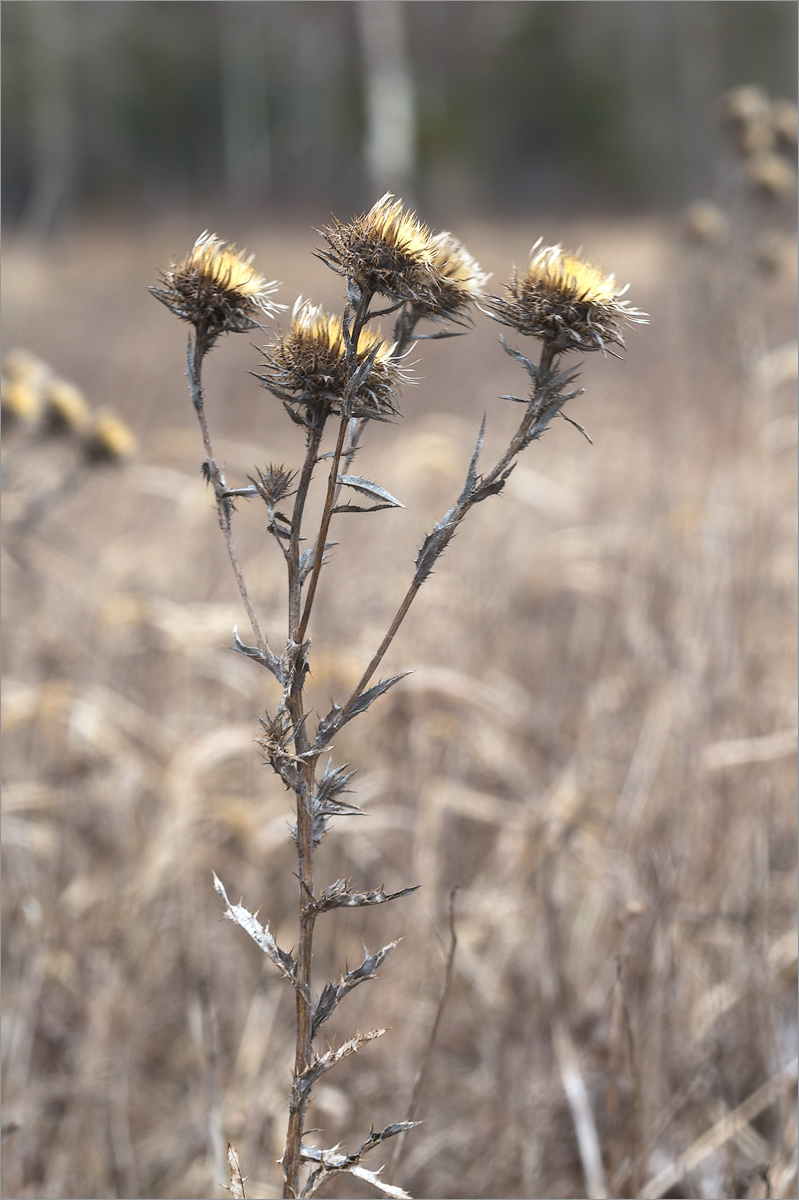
[1,210,797,1200]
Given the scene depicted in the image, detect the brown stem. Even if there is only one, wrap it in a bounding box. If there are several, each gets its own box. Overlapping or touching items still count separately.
[287,422,325,641]
[186,333,271,660]
[282,295,376,1195]
[295,289,376,645]
[296,416,348,646]
[333,304,421,485]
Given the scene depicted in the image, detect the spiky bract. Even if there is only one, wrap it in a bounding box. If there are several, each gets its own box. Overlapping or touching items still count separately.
[484,241,648,355]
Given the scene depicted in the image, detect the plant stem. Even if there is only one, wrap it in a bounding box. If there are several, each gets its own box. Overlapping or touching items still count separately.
[283,293,377,1195]
[287,423,325,640]
[296,416,348,646]
[186,333,272,662]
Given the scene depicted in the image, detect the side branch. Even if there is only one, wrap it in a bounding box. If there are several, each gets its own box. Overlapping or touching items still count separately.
[186,333,281,676]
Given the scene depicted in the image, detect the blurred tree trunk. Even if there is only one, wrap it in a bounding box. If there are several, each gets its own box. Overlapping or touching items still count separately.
[357,0,416,198]
[218,2,272,198]
[22,1,76,236]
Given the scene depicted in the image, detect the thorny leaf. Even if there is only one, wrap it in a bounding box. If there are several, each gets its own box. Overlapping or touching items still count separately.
[299,542,337,583]
[304,759,364,844]
[462,415,486,496]
[336,475,405,509]
[414,516,457,584]
[347,673,410,719]
[314,673,409,749]
[500,335,540,383]
[295,1029,387,1099]
[256,713,309,794]
[213,875,305,996]
[232,627,287,683]
[225,1143,246,1200]
[300,1123,420,1199]
[311,941,401,1037]
[411,328,468,341]
[332,501,403,515]
[473,464,515,504]
[311,878,420,914]
[315,760,357,806]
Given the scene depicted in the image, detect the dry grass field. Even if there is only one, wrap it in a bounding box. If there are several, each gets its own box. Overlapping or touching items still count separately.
[2,206,797,1200]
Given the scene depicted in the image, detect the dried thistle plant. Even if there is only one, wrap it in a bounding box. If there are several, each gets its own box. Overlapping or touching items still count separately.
[150,197,646,1200]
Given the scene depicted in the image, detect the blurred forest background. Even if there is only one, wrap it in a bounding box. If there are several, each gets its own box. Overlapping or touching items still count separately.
[2,4,798,1200]
[2,0,798,229]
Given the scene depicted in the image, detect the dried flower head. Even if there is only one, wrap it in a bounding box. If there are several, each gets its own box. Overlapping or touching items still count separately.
[1,377,41,426]
[410,231,490,323]
[250,463,297,507]
[149,231,283,336]
[317,193,443,307]
[44,379,91,433]
[254,297,408,423]
[84,412,138,463]
[484,240,648,355]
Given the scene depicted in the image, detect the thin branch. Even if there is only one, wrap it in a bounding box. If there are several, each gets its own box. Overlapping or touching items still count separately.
[297,416,349,645]
[185,332,278,672]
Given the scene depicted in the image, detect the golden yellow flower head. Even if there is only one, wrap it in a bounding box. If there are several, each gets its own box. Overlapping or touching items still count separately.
[317,193,444,307]
[84,412,138,463]
[254,297,409,423]
[149,231,283,337]
[44,379,91,433]
[484,240,648,355]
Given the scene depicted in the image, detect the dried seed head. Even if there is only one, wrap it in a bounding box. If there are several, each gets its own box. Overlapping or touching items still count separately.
[149,231,283,336]
[254,297,408,423]
[410,231,490,322]
[44,379,91,433]
[1,377,41,426]
[317,193,443,307]
[84,412,138,463]
[483,241,648,355]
